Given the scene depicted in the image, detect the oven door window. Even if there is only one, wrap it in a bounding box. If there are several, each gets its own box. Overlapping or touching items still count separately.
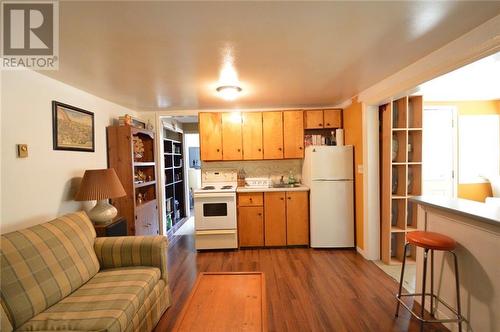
[203,203,228,217]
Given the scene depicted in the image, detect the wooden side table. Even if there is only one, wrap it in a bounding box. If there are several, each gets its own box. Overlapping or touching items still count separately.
[94,216,127,237]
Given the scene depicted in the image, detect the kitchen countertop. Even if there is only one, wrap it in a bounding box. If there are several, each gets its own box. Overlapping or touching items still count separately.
[410,196,500,227]
[237,185,310,193]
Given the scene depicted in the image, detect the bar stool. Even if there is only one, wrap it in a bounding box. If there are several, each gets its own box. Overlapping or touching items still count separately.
[395,231,464,332]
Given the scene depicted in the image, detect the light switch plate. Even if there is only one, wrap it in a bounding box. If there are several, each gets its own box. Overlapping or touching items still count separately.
[17,144,28,158]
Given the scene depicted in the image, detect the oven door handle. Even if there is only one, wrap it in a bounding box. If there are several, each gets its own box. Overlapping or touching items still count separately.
[194,193,236,199]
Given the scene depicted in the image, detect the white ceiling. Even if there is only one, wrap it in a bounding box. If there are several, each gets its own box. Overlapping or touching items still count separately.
[417,52,500,101]
[41,1,500,111]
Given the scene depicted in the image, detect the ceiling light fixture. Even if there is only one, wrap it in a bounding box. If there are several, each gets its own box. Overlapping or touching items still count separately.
[216,85,242,101]
[216,45,243,101]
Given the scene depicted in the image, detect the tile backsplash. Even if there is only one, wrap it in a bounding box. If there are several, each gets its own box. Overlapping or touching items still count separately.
[202,159,303,184]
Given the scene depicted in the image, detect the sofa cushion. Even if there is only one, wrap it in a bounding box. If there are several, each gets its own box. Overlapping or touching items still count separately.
[0,211,100,329]
[17,266,163,332]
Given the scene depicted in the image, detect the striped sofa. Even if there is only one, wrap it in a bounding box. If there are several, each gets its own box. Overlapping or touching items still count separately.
[0,211,171,332]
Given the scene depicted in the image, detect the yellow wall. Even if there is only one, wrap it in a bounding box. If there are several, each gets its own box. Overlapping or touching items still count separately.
[343,100,364,249]
[457,184,492,202]
[424,100,500,202]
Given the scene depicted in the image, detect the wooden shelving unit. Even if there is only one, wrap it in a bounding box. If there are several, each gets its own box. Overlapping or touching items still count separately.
[107,126,159,236]
[163,127,186,231]
[380,95,423,265]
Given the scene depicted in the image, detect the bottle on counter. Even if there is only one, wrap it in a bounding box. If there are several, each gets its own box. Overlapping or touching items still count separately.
[287,170,296,185]
[237,168,246,187]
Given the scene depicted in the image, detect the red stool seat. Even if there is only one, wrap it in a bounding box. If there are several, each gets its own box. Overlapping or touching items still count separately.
[406,231,457,251]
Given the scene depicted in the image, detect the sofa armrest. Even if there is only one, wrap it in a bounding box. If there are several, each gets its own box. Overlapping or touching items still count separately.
[94,236,168,282]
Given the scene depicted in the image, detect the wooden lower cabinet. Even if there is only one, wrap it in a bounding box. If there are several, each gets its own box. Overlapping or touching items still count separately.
[135,200,159,236]
[264,192,286,246]
[286,192,309,245]
[238,191,309,247]
[238,192,263,207]
[238,206,264,247]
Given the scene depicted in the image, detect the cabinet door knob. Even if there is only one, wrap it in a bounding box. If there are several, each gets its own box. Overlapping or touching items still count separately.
[326,123,330,126]
[319,123,323,126]
[258,148,261,152]
[216,149,220,152]
[249,198,253,201]
[278,147,282,151]
[280,197,284,200]
[237,149,241,152]
[288,197,291,200]
[257,213,262,216]
[299,146,303,150]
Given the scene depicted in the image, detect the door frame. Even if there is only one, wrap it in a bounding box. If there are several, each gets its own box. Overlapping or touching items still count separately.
[423,105,459,198]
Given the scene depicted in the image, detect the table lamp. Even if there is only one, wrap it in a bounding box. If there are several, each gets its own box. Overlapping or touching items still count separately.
[75,168,126,224]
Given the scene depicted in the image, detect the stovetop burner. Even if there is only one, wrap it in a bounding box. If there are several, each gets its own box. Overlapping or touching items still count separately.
[202,186,215,190]
[221,185,233,190]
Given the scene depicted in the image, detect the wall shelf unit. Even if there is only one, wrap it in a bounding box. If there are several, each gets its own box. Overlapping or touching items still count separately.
[380,95,423,265]
[107,126,159,236]
[163,127,186,231]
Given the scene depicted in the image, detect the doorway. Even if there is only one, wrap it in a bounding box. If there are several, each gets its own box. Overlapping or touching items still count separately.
[185,133,201,214]
[422,106,458,197]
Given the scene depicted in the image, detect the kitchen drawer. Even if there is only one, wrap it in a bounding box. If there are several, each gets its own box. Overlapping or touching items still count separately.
[238,193,263,206]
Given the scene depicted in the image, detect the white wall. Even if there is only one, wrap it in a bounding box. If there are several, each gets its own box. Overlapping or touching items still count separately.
[361,104,380,260]
[1,70,138,233]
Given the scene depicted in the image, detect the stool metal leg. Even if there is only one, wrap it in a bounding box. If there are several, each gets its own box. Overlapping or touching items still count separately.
[420,248,429,332]
[395,243,410,317]
[451,251,463,332]
[430,249,434,317]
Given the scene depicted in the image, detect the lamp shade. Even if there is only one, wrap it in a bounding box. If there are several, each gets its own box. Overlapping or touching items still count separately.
[75,168,126,201]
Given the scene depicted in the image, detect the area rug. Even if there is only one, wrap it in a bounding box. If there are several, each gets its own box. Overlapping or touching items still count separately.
[374,260,416,293]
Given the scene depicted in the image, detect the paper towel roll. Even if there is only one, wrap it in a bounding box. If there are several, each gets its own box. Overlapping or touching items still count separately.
[336,129,344,146]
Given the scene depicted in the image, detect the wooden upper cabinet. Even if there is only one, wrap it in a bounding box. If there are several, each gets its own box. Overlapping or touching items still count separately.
[324,109,342,128]
[242,112,263,160]
[264,192,287,246]
[305,110,324,129]
[199,112,222,161]
[221,113,243,160]
[283,110,304,159]
[286,192,309,245]
[263,111,283,159]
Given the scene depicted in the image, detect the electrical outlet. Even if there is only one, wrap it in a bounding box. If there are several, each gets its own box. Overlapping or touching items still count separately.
[357,164,363,174]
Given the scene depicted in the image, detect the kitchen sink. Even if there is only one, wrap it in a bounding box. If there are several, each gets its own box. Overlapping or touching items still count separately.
[272,183,301,188]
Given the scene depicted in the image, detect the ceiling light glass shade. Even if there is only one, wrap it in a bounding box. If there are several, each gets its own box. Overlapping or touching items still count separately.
[216,85,242,101]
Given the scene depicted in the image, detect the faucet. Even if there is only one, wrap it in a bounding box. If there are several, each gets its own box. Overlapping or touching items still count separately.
[280,176,285,185]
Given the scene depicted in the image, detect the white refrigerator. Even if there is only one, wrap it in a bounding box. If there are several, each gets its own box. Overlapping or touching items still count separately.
[302,145,355,248]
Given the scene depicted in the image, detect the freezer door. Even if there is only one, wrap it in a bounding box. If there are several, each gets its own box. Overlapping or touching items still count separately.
[307,146,353,180]
[310,180,354,248]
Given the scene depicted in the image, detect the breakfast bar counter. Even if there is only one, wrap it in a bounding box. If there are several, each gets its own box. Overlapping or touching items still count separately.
[410,196,500,226]
[410,196,500,332]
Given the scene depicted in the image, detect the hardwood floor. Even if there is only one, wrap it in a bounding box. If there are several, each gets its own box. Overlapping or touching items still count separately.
[155,234,448,332]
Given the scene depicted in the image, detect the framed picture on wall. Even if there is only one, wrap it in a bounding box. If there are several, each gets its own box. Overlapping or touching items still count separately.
[52,101,95,152]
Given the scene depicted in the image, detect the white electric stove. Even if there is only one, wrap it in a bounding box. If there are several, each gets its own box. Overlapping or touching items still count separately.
[193,170,238,250]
